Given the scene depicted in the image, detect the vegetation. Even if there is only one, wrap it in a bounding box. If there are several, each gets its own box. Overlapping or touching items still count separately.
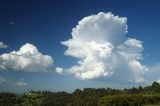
[0,82,160,106]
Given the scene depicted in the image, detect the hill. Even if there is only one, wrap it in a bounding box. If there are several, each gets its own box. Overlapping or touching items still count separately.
[0,81,160,106]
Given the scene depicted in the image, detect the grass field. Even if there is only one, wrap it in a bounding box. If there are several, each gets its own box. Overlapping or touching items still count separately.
[144,105,160,106]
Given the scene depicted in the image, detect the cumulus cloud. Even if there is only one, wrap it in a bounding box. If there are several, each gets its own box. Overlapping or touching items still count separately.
[16,79,27,87]
[0,43,53,72]
[56,12,148,83]
[0,77,6,84]
[0,42,8,48]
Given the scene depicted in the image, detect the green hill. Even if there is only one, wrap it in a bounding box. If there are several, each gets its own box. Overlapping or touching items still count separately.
[1,81,160,106]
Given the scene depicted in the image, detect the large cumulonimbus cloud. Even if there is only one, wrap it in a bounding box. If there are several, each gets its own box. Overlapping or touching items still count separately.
[0,43,53,72]
[56,12,148,83]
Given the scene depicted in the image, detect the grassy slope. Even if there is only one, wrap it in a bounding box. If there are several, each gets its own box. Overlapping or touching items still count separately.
[9,90,160,106]
[143,91,160,106]
[14,93,43,106]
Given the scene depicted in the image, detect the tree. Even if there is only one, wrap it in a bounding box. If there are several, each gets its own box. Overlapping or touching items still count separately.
[152,81,160,92]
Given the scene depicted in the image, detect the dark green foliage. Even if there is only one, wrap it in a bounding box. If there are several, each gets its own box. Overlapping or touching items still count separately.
[98,94,143,106]
[0,82,160,106]
[0,92,16,106]
[151,81,160,92]
[143,96,160,105]
[41,91,71,106]
[0,92,43,106]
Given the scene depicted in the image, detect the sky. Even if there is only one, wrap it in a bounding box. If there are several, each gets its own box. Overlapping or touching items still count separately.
[0,0,160,93]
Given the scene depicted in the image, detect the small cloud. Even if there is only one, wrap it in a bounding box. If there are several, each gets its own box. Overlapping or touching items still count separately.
[16,79,28,87]
[56,67,63,73]
[10,21,15,26]
[146,53,150,56]
[0,77,6,84]
[0,42,8,49]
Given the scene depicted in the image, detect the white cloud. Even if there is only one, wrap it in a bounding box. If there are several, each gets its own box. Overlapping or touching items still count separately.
[16,79,27,87]
[156,79,160,84]
[10,21,15,26]
[0,42,8,48]
[56,12,148,83]
[0,76,6,84]
[0,43,53,72]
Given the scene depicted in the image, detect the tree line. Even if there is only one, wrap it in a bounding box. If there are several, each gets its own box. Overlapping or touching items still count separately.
[0,81,160,106]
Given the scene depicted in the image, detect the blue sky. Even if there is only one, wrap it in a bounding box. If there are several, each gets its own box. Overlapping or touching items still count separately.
[0,0,160,93]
